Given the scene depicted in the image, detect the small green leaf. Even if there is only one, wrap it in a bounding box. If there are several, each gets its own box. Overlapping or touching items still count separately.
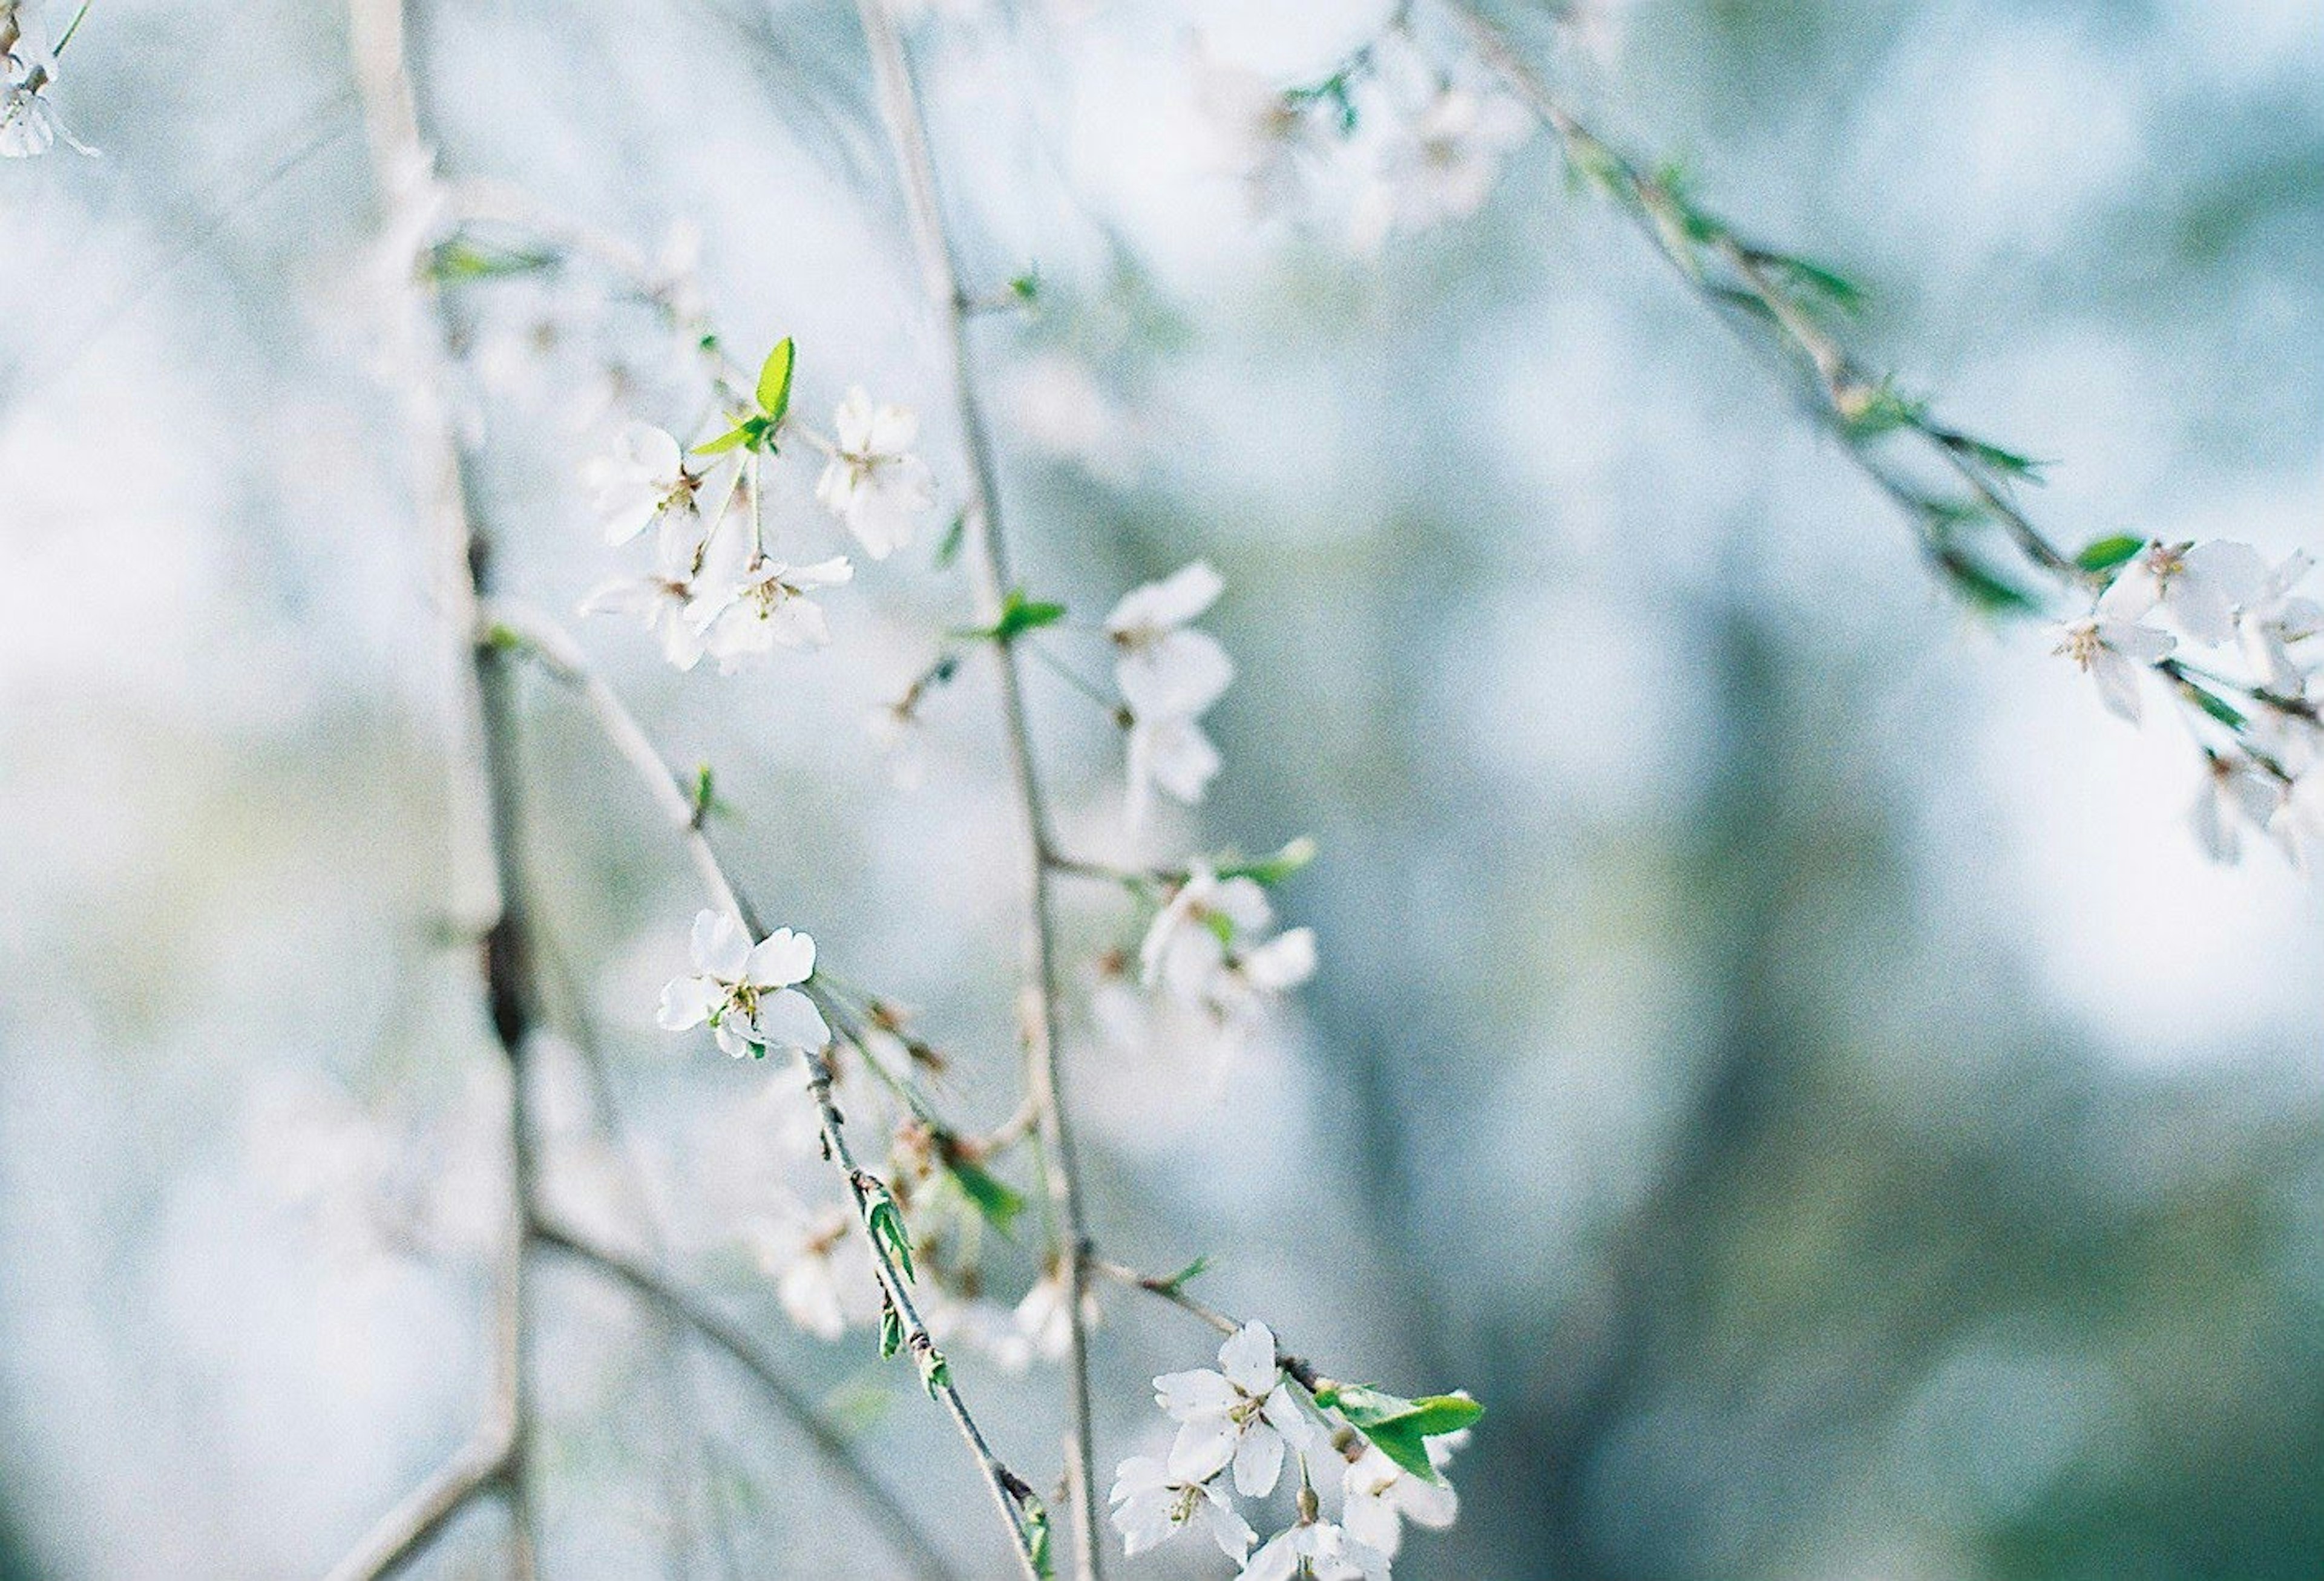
[932,512,968,571]
[879,1303,904,1360]
[1932,546,2042,617]
[1839,381,1928,439]
[1009,267,1042,304]
[861,1182,916,1283]
[1949,432,2049,483]
[917,1346,951,1401]
[1755,250,1865,315]
[1327,1386,1483,1482]
[2075,534,2146,574]
[427,237,557,281]
[945,1154,1025,1232]
[1154,1254,1211,1296]
[1026,1505,1055,1580]
[692,419,761,457]
[970,588,1068,643]
[2180,681,2248,730]
[1217,837,1317,886]
[756,338,797,425]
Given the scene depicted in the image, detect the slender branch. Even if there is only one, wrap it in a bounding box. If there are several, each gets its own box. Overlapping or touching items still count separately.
[1086,1260,1323,1395]
[321,1429,516,1581]
[849,7,1106,1573]
[344,1,539,1575]
[531,1219,965,1581]
[489,603,1048,1577]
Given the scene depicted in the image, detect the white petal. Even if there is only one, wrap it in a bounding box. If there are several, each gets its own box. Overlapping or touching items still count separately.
[1245,928,1318,992]
[1117,628,1235,719]
[744,928,817,988]
[746,987,830,1053]
[1156,1367,1238,1417]
[692,909,750,979]
[1230,1421,1284,1498]
[1166,1417,1238,1485]
[1109,560,1226,635]
[1198,1489,1259,1559]
[2090,648,2145,725]
[655,974,722,1031]
[1218,1321,1279,1393]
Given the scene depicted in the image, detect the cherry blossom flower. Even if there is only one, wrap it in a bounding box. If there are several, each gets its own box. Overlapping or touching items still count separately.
[2238,550,2320,695]
[657,909,830,1059]
[1193,53,1322,216]
[750,1205,873,1340]
[2051,614,2173,725]
[584,422,729,551]
[689,521,855,671]
[2190,751,2286,866]
[1158,1321,1315,1496]
[2096,538,2268,646]
[1108,1456,1256,1561]
[580,517,711,670]
[1339,1422,1468,1561]
[1014,1263,1098,1362]
[1126,713,1225,826]
[1353,83,1530,249]
[813,388,934,559]
[1239,1516,1390,1581]
[1,45,89,159]
[1108,561,1235,720]
[1140,866,1318,1022]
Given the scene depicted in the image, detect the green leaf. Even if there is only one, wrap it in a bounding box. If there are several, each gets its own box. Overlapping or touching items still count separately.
[879,1303,904,1360]
[862,1185,916,1283]
[1950,432,2049,483]
[756,338,797,425]
[973,588,1068,643]
[1217,836,1318,886]
[692,419,761,457]
[1932,547,2042,617]
[1008,267,1042,304]
[427,237,557,281]
[1026,1505,1055,1580]
[1755,250,1865,315]
[1326,1386,1483,1482]
[2075,534,2146,574]
[2180,681,2248,730]
[945,1155,1025,1232]
[1153,1254,1211,1296]
[1839,381,1928,439]
[932,512,968,571]
[917,1346,951,1401]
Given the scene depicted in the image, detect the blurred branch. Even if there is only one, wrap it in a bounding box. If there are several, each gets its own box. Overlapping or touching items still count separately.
[849,5,1105,1573]
[322,1429,516,1581]
[531,1219,963,1581]
[485,600,1049,1579]
[341,0,542,1576]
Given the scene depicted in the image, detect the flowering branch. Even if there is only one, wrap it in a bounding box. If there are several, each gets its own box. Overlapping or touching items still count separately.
[850,2,1106,1574]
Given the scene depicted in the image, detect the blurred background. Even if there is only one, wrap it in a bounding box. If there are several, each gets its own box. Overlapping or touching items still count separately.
[4,0,2324,1576]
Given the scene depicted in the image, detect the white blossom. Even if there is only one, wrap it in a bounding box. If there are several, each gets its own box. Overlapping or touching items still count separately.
[1014,1264,1097,1362]
[1126,713,1224,825]
[656,909,830,1059]
[1194,53,1322,216]
[689,519,855,670]
[813,388,934,559]
[1140,866,1318,1023]
[1239,1517,1391,1581]
[2190,752,2285,866]
[927,1292,1034,1372]
[1108,561,1235,720]
[1157,1321,1315,1497]
[750,1205,873,1341]
[2052,614,2174,725]
[580,512,711,670]
[1,45,89,159]
[584,422,730,552]
[1339,1430,1466,1560]
[1352,83,1530,249]
[2239,549,2320,696]
[1108,1455,1256,1561]
[2096,538,2268,647]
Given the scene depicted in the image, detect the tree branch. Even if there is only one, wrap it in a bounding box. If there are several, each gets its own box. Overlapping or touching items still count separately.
[848,5,1105,1574]
[531,1218,965,1581]
[321,1430,514,1581]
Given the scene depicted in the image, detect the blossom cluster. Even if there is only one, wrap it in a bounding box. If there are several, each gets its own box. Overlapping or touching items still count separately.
[2049,538,2320,864]
[1112,1322,1474,1579]
[1,4,91,159]
[1195,28,1530,250]
[580,341,933,673]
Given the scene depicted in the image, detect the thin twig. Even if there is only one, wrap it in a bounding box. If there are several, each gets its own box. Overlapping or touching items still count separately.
[849,5,1106,1573]
[532,1218,966,1581]
[341,1,540,1574]
[491,603,1049,1578]
[1086,1260,1323,1395]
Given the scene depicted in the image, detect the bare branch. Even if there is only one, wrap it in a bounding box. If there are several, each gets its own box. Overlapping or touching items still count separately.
[531,1219,965,1581]
[322,1430,514,1581]
[849,5,1106,1573]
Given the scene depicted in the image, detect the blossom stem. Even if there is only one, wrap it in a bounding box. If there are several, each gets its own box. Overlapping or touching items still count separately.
[852,2,1106,1573]
[1087,1257,1325,1394]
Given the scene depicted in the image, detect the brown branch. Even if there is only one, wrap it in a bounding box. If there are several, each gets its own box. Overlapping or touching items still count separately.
[849,5,1105,1574]
[1088,1260,1324,1395]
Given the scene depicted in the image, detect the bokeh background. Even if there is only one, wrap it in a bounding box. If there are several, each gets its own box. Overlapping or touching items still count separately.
[5,0,2324,1576]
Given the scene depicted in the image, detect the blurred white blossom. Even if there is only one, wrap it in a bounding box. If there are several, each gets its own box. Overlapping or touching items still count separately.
[1109,1455,1255,1561]
[2051,613,2173,724]
[813,388,934,560]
